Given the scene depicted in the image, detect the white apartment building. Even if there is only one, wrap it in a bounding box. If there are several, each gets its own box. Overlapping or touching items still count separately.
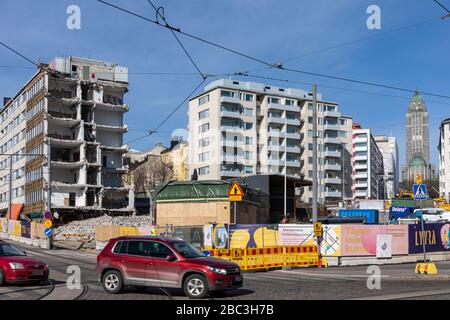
[301,106,353,204]
[439,118,450,201]
[374,135,399,199]
[352,127,385,199]
[0,56,132,217]
[188,79,353,204]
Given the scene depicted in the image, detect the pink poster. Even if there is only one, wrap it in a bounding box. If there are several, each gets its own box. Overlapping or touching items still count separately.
[341,225,408,256]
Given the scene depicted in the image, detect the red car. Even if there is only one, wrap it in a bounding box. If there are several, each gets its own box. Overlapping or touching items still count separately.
[96,236,243,299]
[0,241,49,285]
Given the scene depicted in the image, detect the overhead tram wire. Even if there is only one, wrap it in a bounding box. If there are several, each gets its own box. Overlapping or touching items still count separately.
[0,41,40,68]
[145,0,206,80]
[95,0,450,100]
[125,77,207,145]
[228,72,450,107]
[432,0,450,18]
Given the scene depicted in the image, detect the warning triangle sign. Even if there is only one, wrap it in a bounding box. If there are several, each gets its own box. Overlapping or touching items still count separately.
[228,181,244,197]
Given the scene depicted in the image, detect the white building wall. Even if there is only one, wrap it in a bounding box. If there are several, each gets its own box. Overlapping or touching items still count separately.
[439,120,450,201]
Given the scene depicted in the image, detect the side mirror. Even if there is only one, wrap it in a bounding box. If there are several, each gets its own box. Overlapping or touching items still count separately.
[22,251,27,255]
[166,254,176,262]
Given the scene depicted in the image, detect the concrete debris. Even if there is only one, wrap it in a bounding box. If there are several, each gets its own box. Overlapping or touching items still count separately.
[54,215,152,241]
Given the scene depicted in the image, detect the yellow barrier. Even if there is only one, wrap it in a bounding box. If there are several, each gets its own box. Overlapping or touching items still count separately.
[207,245,319,270]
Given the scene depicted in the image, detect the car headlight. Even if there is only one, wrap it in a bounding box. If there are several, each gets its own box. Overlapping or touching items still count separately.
[208,266,227,274]
[9,262,25,270]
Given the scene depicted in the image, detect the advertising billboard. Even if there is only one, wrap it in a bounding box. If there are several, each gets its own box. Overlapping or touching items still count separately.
[341,225,408,256]
[408,223,450,254]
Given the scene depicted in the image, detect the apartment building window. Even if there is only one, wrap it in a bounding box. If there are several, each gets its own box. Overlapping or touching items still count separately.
[268,97,280,104]
[198,109,209,120]
[198,123,209,133]
[198,166,209,175]
[244,108,253,116]
[221,90,236,98]
[245,137,253,145]
[340,119,347,125]
[338,131,347,138]
[26,122,43,141]
[245,122,253,130]
[285,99,295,106]
[26,167,43,183]
[244,166,254,174]
[239,93,253,102]
[13,168,25,180]
[198,95,209,106]
[198,152,209,162]
[244,151,253,160]
[198,137,209,147]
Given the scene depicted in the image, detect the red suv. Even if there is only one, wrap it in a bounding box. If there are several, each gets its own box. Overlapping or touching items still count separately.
[96,236,243,299]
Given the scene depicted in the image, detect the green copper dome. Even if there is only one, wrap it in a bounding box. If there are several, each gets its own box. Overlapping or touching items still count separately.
[408,90,427,112]
[409,154,427,168]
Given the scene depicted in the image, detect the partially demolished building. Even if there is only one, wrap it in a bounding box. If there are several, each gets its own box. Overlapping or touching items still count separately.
[0,56,133,218]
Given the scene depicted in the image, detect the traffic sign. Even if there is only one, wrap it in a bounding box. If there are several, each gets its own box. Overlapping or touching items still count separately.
[44,211,52,220]
[44,228,53,237]
[413,184,428,200]
[228,181,244,202]
[44,219,53,228]
[314,222,323,237]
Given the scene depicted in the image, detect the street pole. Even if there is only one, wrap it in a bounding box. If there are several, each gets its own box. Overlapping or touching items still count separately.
[284,117,287,219]
[6,155,12,235]
[420,199,427,262]
[234,201,237,224]
[341,144,345,206]
[312,84,318,222]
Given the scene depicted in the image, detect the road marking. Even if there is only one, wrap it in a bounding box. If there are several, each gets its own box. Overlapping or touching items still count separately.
[275,270,389,280]
[351,288,450,300]
[244,272,339,283]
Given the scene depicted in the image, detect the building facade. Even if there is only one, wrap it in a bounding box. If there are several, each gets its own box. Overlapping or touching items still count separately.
[439,118,450,201]
[188,79,353,205]
[403,91,434,185]
[374,135,399,199]
[352,126,385,199]
[1,56,132,217]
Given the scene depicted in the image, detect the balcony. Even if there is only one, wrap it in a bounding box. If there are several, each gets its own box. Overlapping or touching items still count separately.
[221,140,243,148]
[354,164,368,170]
[324,163,341,171]
[220,125,243,133]
[324,136,342,144]
[324,150,341,157]
[268,144,283,152]
[355,183,368,188]
[324,177,342,184]
[323,110,340,118]
[353,137,368,144]
[354,173,368,179]
[324,190,342,198]
[268,131,301,140]
[268,103,300,113]
[220,110,242,118]
[323,123,341,131]
[267,116,285,125]
[220,96,241,104]
[354,191,368,198]
[353,146,368,152]
[285,118,302,126]
[221,155,240,163]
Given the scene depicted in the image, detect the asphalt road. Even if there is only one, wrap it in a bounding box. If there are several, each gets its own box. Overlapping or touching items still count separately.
[1,240,450,300]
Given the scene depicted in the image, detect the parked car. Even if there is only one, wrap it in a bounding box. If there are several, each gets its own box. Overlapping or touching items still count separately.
[96,236,243,299]
[414,208,450,223]
[0,241,49,285]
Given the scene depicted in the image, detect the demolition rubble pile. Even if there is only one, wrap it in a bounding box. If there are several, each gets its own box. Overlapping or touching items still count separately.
[54,215,152,241]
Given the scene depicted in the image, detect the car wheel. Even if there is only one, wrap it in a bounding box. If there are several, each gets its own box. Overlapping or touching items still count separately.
[183,274,208,299]
[0,269,5,286]
[102,270,124,294]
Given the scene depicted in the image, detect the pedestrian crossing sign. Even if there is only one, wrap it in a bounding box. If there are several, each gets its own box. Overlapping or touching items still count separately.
[413,184,428,200]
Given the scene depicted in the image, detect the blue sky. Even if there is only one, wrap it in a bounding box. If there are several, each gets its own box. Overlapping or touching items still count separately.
[0,0,449,170]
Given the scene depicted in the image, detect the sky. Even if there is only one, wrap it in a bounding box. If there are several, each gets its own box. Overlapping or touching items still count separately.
[0,0,449,170]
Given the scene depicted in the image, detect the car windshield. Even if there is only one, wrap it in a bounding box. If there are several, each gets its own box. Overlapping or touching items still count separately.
[0,243,26,257]
[171,241,206,259]
[423,209,445,215]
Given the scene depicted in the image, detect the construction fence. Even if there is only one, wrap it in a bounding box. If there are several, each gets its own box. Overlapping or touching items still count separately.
[207,245,320,270]
[0,218,47,239]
